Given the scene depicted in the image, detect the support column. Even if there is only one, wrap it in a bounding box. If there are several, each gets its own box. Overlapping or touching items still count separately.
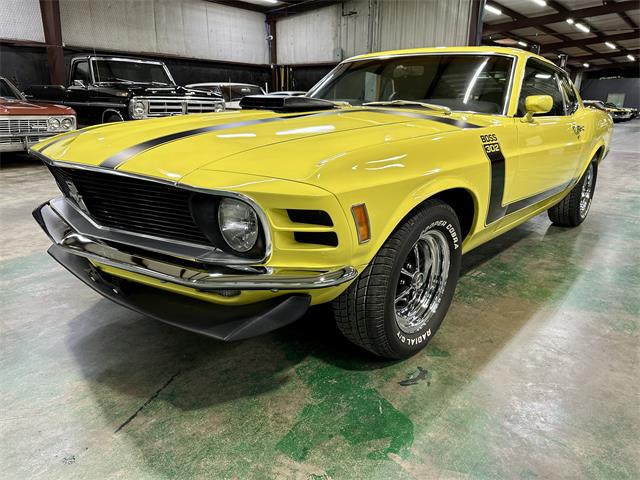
[467,0,486,46]
[39,0,65,85]
[267,18,278,92]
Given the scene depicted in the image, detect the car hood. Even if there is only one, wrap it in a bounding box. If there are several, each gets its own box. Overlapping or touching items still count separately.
[97,84,219,98]
[33,107,491,188]
[0,98,74,115]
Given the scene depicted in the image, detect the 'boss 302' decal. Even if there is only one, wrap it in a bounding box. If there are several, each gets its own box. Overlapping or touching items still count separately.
[481,134,580,225]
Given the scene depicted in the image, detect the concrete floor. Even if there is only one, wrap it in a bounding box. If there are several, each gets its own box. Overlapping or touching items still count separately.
[1,120,638,480]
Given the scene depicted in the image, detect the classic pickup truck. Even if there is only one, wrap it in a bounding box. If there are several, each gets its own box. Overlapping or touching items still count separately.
[25,56,224,126]
[31,47,612,359]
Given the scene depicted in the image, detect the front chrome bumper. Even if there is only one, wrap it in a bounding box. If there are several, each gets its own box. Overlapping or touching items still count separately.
[34,199,358,291]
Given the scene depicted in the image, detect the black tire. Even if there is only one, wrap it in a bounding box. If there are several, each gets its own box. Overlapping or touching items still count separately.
[333,200,462,359]
[548,160,597,227]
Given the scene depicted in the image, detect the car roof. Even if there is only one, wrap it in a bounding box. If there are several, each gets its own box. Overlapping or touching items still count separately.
[345,46,555,68]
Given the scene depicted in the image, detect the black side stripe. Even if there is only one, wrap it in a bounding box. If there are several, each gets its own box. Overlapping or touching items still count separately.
[504,179,576,215]
[100,108,483,169]
[483,139,578,224]
[484,142,508,224]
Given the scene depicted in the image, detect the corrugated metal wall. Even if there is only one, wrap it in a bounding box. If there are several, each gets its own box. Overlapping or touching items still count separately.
[278,0,472,65]
[0,0,44,43]
[59,0,269,65]
[375,0,472,51]
[276,5,341,64]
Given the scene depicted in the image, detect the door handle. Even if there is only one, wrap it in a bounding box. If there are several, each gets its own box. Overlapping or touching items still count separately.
[572,123,585,135]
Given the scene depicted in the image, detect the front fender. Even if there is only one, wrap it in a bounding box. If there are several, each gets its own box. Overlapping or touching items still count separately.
[335,172,485,269]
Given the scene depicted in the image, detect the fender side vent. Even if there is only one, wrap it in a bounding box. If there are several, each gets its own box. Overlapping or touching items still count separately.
[294,232,338,247]
[287,209,333,226]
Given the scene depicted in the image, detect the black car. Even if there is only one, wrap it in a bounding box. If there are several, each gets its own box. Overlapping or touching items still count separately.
[25,56,224,126]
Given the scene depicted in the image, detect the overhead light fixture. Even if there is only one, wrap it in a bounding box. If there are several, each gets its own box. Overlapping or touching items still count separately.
[575,23,590,33]
[628,54,635,61]
[518,41,528,47]
[583,63,590,68]
[566,18,575,24]
[532,0,547,6]
[605,42,616,49]
[259,0,278,4]
[484,4,503,15]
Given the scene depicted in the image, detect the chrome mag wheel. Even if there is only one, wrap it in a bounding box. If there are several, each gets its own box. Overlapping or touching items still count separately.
[395,229,451,334]
[579,163,594,219]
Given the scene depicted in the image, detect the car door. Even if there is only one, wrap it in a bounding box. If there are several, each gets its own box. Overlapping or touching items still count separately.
[66,59,95,124]
[557,71,590,178]
[508,59,580,204]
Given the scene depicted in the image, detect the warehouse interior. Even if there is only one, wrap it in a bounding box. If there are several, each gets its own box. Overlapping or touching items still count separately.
[1,1,639,479]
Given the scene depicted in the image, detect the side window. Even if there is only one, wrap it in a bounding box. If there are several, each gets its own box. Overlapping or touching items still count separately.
[517,61,565,116]
[558,74,579,114]
[71,61,91,84]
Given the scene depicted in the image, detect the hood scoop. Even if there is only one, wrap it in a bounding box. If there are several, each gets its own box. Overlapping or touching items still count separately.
[240,95,336,112]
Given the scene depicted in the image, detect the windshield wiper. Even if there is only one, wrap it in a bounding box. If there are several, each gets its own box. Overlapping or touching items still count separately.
[99,77,134,84]
[363,100,451,115]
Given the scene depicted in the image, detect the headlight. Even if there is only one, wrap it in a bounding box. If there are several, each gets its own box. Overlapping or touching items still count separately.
[215,103,224,112]
[129,100,148,119]
[48,118,60,130]
[218,198,259,252]
[61,117,74,130]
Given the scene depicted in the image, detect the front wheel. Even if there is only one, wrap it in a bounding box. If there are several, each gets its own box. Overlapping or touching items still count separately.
[333,200,462,359]
[548,161,597,227]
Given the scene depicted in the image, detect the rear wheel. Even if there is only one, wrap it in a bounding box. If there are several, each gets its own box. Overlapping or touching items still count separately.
[548,160,597,227]
[333,200,462,359]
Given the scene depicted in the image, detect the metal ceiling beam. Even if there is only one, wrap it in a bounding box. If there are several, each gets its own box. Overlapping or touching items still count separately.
[266,0,339,19]
[205,1,268,13]
[483,1,610,62]
[483,1,638,35]
[540,31,639,53]
[573,48,640,62]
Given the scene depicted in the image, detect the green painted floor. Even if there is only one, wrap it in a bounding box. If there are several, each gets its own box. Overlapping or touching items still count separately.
[1,120,639,479]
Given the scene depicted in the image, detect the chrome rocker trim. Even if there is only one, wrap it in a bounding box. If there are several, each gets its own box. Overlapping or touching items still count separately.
[34,200,358,291]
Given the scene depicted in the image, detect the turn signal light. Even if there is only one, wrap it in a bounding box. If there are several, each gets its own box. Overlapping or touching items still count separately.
[351,203,371,244]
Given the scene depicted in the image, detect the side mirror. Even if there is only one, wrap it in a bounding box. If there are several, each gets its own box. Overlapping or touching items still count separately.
[522,95,553,122]
[72,79,86,87]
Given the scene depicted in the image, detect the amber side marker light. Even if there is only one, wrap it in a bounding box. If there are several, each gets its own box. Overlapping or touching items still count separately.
[351,203,371,244]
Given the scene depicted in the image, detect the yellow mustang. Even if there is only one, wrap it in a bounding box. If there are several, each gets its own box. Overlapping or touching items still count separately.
[31,47,612,359]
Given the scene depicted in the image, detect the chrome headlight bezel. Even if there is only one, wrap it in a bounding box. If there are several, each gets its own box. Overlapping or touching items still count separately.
[47,116,76,132]
[217,198,260,253]
[128,99,148,119]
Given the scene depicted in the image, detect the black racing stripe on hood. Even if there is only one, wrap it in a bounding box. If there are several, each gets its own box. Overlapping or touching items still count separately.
[99,110,343,169]
[99,108,483,169]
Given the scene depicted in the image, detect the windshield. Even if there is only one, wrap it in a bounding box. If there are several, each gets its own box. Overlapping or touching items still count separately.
[92,59,173,85]
[309,54,514,115]
[0,79,23,100]
[219,85,263,102]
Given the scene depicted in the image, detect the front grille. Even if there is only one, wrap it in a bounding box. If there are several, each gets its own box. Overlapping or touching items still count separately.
[141,97,221,117]
[0,117,49,136]
[47,165,212,246]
